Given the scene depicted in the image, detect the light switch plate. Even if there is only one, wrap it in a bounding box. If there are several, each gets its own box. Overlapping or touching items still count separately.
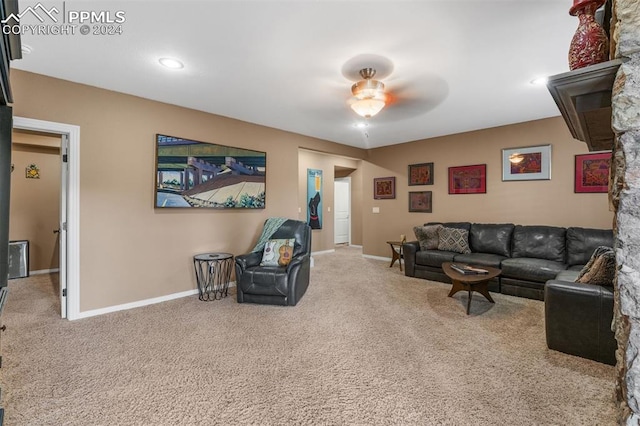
[372,207,380,213]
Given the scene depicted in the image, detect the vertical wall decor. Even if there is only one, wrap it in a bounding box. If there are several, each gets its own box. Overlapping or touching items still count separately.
[307,168,322,229]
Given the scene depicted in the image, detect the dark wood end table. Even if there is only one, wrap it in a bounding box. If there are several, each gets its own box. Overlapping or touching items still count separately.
[442,262,501,315]
[386,241,404,271]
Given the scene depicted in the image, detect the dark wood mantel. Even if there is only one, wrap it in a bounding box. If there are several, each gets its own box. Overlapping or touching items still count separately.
[546,59,622,152]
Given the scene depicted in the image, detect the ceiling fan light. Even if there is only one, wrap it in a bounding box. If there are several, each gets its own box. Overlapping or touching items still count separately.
[351,79,385,99]
[351,98,385,118]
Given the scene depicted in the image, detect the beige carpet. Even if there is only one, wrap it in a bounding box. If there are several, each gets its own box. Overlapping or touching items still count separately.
[1,246,616,425]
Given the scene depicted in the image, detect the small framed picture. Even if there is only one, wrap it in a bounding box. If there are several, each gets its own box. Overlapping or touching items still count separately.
[408,191,432,212]
[502,144,551,181]
[373,176,396,199]
[448,164,486,194]
[575,152,610,193]
[408,162,434,186]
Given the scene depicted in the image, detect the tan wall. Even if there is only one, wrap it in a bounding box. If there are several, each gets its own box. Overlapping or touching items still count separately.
[297,149,362,251]
[11,70,613,312]
[11,70,366,312]
[9,131,61,272]
[363,117,614,258]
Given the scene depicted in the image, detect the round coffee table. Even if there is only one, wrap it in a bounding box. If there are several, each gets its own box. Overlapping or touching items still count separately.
[442,262,501,315]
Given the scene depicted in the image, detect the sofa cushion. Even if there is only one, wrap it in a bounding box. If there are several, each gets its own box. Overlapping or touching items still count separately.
[566,227,614,267]
[437,227,471,254]
[453,252,506,268]
[576,246,615,287]
[413,224,443,251]
[442,222,471,232]
[469,223,514,257]
[501,257,567,283]
[555,269,580,282]
[415,249,456,268]
[511,225,566,262]
[239,266,288,296]
[425,222,471,231]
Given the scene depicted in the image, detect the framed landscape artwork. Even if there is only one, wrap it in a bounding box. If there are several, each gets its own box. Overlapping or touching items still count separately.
[408,162,434,185]
[575,152,611,193]
[409,191,432,212]
[373,177,396,199]
[502,144,551,181]
[155,134,266,208]
[448,164,486,194]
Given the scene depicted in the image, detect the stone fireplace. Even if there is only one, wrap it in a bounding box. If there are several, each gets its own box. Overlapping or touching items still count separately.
[610,0,640,423]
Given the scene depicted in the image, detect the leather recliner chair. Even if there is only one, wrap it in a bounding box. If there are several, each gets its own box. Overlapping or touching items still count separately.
[235,219,312,306]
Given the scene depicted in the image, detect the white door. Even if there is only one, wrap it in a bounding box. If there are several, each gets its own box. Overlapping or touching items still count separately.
[334,178,350,244]
[59,134,68,318]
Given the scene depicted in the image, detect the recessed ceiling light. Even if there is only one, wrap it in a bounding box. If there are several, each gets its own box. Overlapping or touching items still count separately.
[353,122,369,129]
[159,57,184,69]
[21,44,33,55]
[530,76,548,86]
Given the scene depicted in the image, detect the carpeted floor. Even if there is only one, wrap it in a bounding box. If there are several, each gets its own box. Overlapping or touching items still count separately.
[1,246,616,425]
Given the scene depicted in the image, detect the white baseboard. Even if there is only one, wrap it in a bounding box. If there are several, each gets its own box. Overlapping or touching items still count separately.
[30,268,60,275]
[311,249,336,256]
[74,281,237,320]
[349,244,363,248]
[362,254,392,262]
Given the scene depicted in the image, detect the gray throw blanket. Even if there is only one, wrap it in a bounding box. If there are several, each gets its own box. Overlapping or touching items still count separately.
[251,217,289,253]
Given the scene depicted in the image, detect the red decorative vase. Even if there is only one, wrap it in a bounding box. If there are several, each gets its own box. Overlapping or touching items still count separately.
[568,0,609,70]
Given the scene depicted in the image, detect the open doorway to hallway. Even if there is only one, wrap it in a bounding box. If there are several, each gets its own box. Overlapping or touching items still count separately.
[12,117,80,320]
[334,177,351,246]
[9,129,62,314]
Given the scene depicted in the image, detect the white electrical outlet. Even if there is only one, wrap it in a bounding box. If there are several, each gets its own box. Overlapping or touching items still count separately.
[372,207,380,213]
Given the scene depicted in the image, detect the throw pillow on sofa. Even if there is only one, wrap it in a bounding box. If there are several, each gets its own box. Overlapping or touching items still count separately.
[260,238,295,267]
[575,246,615,287]
[413,224,443,250]
[437,227,471,254]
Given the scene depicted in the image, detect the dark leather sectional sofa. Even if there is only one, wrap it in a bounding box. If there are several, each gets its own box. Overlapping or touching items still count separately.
[403,222,617,364]
[404,222,613,300]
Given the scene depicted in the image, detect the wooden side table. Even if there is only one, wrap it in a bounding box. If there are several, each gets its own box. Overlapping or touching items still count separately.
[386,241,404,271]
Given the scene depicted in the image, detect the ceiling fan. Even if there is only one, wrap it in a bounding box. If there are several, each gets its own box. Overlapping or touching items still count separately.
[343,54,449,122]
[350,68,387,118]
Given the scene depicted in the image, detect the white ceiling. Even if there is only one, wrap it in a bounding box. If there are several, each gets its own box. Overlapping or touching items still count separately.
[12,0,577,149]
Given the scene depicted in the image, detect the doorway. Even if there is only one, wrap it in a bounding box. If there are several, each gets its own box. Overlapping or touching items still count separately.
[334,177,351,245]
[10,129,62,270]
[13,117,80,320]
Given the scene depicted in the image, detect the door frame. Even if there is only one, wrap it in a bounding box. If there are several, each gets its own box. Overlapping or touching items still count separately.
[334,177,351,245]
[13,117,80,320]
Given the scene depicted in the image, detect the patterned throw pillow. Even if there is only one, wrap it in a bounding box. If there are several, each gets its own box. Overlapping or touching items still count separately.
[437,227,471,254]
[413,224,443,251]
[575,246,615,287]
[260,238,295,266]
